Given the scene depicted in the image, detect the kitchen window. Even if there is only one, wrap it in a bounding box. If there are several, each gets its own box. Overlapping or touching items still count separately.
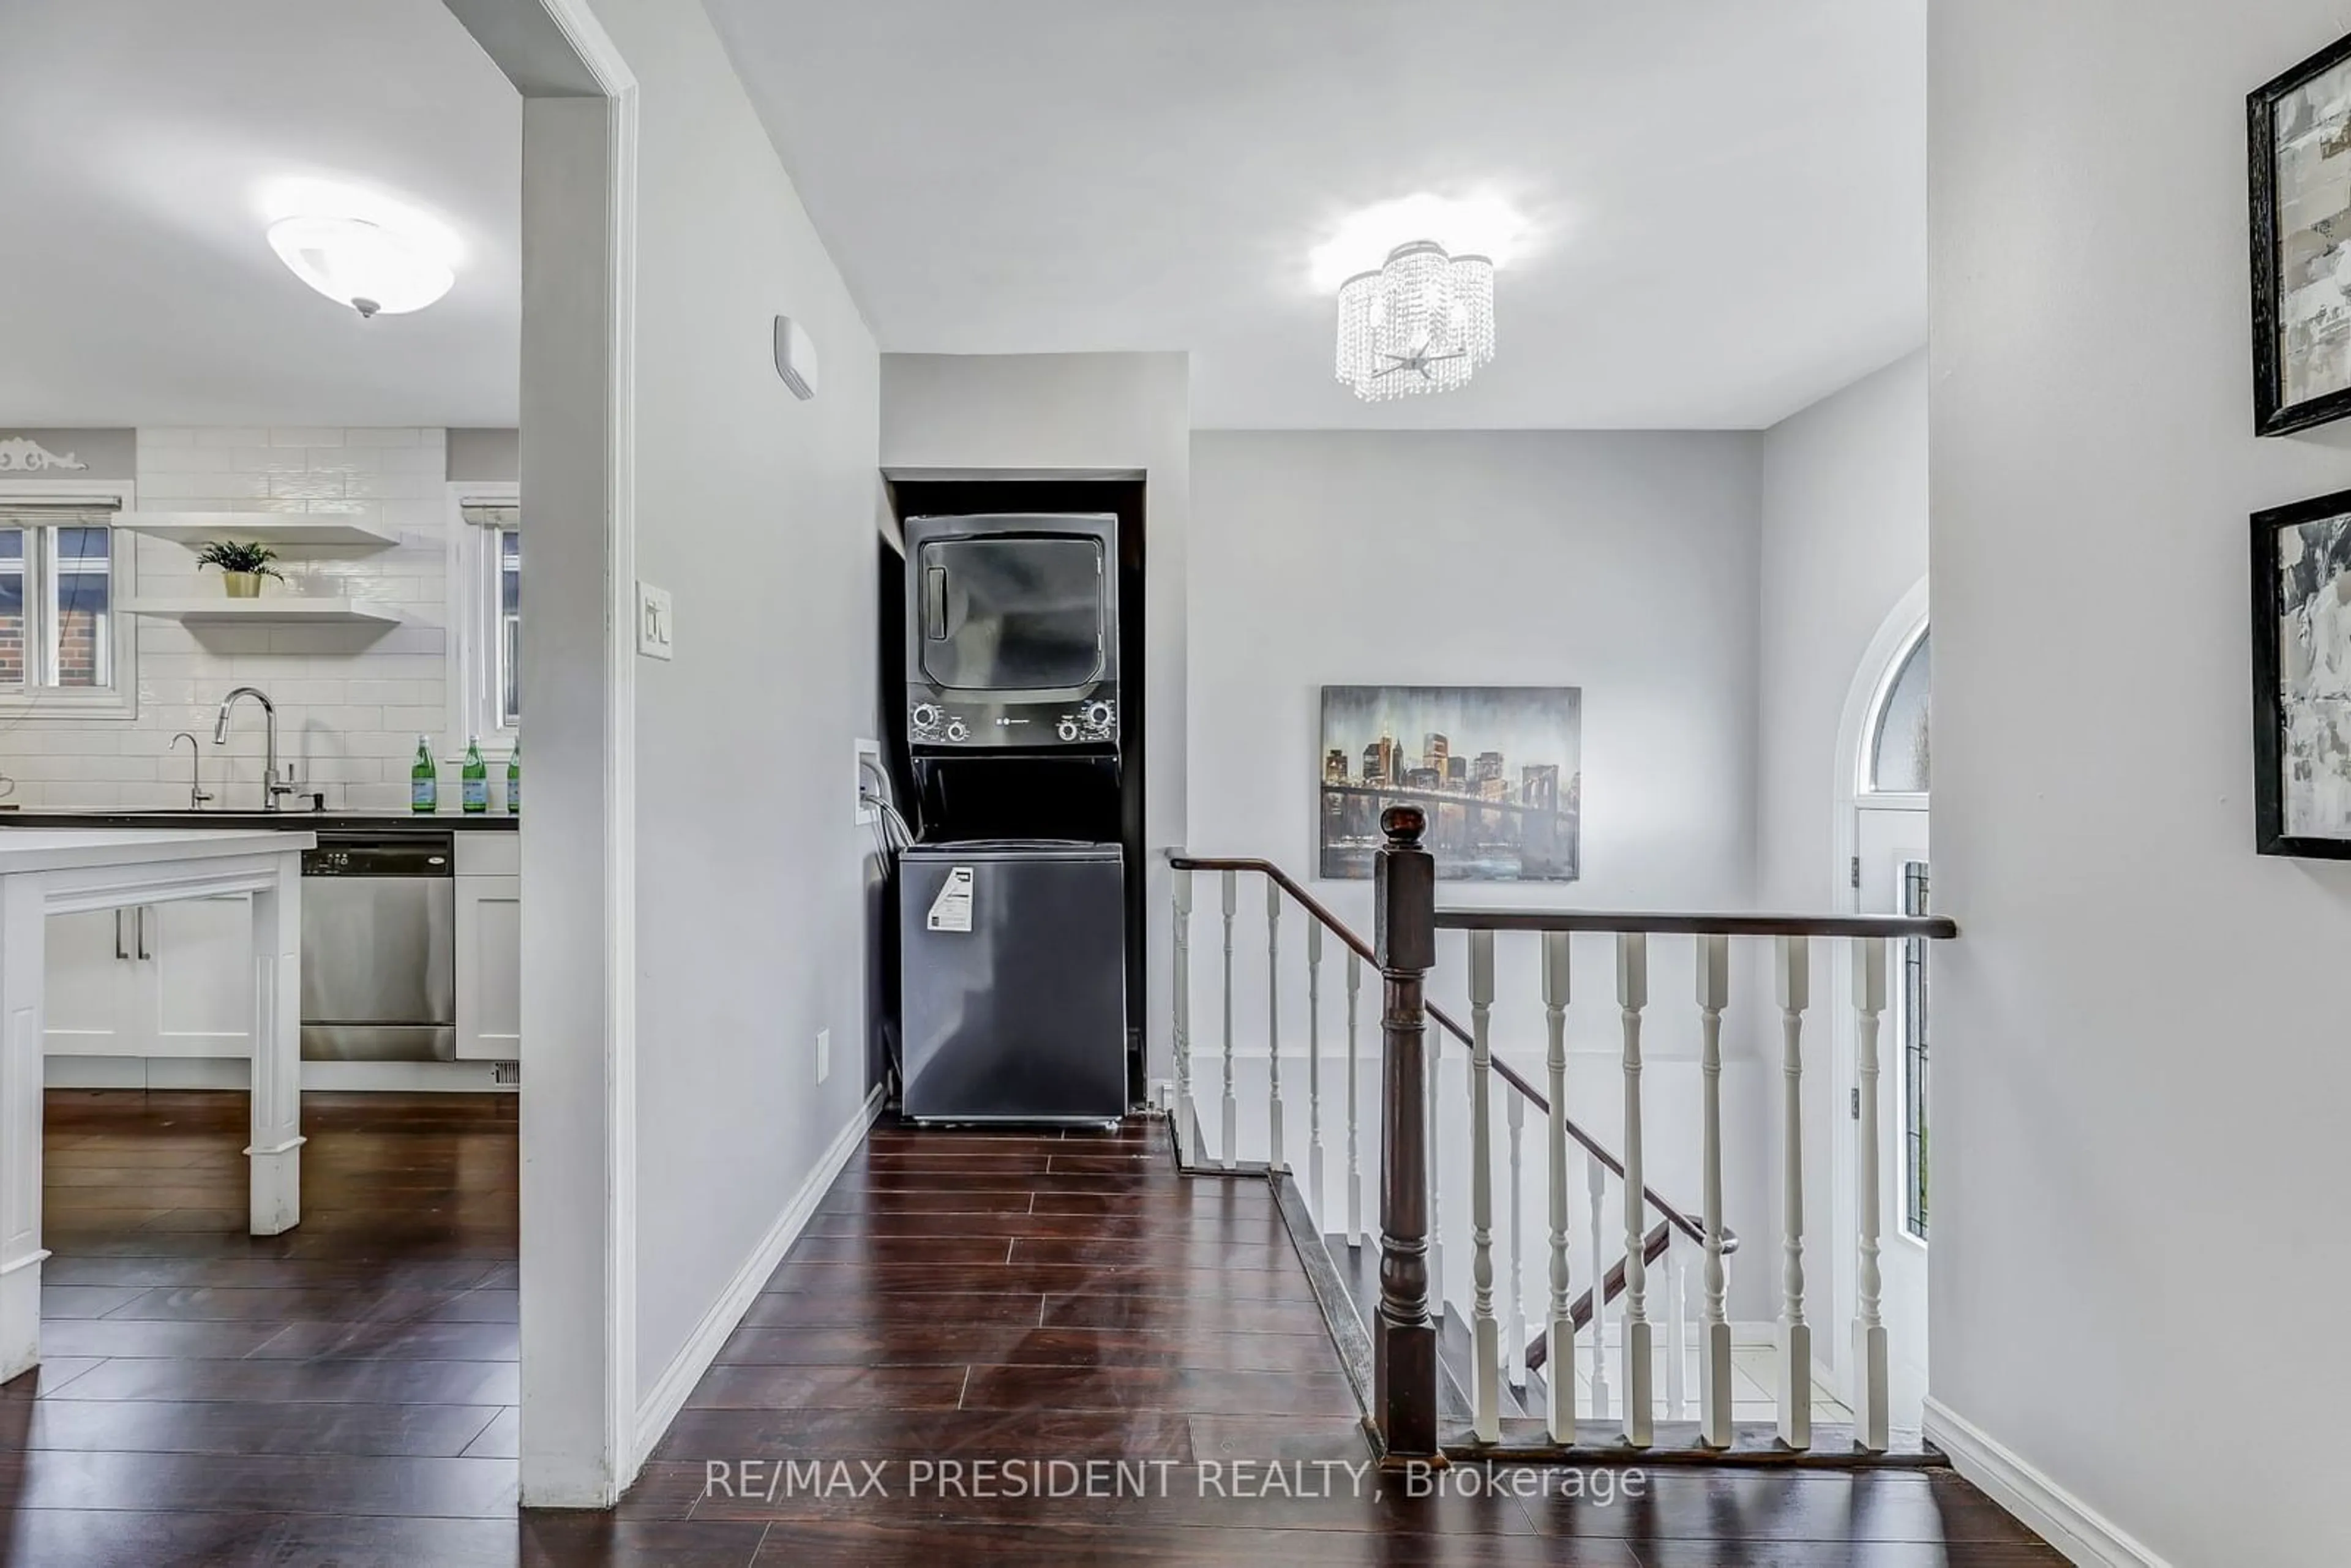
[0,501,134,716]
[451,491,520,743]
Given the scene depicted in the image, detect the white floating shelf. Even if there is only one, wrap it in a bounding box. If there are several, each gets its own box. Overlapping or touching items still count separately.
[122,597,402,626]
[117,512,400,549]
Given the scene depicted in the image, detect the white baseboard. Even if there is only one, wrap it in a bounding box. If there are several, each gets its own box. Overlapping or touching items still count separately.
[45,1056,517,1093]
[630,1084,883,1471]
[1922,1396,2171,1568]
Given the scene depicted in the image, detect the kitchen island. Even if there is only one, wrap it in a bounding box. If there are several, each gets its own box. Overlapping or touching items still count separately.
[0,827,312,1383]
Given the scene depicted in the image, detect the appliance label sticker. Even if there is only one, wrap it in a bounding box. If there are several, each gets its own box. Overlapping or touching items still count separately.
[927,867,975,933]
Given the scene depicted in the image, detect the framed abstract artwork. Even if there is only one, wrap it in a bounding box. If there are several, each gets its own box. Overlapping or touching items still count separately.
[2252,489,2351,858]
[2251,31,2351,435]
[1317,685,1581,882]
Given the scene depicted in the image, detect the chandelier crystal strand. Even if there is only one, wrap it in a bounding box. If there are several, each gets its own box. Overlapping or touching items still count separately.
[1333,241,1498,401]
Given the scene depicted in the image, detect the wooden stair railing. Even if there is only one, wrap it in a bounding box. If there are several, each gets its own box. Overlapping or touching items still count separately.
[1172,807,1960,1465]
[1165,853,1709,1259]
[1526,1218,1673,1374]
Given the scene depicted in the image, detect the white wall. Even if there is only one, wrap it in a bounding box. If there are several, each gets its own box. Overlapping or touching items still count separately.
[0,426,457,810]
[1187,430,1776,1319]
[879,350,1190,1079]
[583,0,882,1428]
[1933,5,2351,1562]
[1757,350,1928,909]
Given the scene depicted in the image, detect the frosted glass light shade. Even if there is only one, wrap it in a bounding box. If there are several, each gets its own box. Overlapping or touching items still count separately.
[267,216,454,318]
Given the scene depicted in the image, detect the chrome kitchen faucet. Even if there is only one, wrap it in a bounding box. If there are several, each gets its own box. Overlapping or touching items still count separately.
[212,687,295,811]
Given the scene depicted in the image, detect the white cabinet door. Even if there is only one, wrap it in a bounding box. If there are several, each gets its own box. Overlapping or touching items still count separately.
[44,908,139,1054]
[454,874,520,1061]
[140,896,256,1057]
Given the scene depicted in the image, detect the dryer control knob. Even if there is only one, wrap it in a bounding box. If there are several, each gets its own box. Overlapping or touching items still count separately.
[945,718,970,742]
[912,702,941,730]
[1084,701,1114,729]
[1057,719,1081,741]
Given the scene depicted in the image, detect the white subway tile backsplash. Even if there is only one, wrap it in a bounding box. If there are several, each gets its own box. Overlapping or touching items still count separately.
[268,475,347,500]
[0,426,463,809]
[345,471,431,499]
[141,473,269,499]
[233,448,311,475]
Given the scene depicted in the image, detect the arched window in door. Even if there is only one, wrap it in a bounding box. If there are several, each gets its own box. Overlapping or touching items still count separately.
[1859,620,1932,1237]
[1867,629,1931,795]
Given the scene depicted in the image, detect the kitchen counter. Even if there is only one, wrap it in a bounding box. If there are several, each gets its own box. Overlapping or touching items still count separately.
[0,809,517,832]
[0,825,313,1382]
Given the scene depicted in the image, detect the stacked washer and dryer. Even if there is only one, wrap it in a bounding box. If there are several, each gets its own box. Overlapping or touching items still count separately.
[894,512,1130,1125]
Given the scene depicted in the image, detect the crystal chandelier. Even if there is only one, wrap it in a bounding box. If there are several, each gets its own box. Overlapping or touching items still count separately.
[1334,241,1496,401]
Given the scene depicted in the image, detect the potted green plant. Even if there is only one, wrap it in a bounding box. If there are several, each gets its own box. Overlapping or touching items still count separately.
[194,541,285,599]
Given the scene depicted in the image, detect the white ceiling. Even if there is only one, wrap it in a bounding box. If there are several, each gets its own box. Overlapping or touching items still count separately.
[0,1,519,429]
[707,0,1925,429]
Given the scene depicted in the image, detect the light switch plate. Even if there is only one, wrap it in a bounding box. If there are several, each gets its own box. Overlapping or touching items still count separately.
[816,1027,831,1084]
[636,582,673,661]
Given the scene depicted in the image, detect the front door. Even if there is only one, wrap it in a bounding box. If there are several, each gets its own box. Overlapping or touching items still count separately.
[1856,805,1929,1427]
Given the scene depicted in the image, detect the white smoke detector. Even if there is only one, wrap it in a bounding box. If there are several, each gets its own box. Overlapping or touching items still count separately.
[773,315,819,401]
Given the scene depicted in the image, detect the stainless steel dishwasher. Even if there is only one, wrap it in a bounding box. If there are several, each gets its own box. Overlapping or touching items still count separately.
[300,831,457,1062]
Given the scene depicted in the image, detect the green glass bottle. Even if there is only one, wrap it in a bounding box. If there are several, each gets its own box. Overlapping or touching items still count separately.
[460,735,488,814]
[504,738,520,817]
[410,735,438,814]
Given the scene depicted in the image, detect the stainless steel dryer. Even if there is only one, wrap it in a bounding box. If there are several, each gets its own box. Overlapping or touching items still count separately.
[903,513,1119,751]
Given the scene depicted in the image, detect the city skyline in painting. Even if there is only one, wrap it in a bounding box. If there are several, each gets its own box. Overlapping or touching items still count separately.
[1318,685,1581,882]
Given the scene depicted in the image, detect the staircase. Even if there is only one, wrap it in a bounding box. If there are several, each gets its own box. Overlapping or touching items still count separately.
[1168,805,1957,1466]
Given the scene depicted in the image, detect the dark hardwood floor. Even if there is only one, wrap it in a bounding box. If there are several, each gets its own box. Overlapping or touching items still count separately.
[4,1089,536,1566]
[631,1118,2064,1567]
[4,1096,2061,1566]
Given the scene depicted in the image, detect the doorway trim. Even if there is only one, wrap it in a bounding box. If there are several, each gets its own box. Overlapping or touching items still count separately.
[1825,577,1928,1400]
[438,0,640,1508]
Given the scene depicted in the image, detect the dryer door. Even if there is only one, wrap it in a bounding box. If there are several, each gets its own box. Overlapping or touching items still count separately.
[917,534,1104,695]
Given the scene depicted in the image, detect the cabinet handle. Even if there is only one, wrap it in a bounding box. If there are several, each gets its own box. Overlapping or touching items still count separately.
[114,908,129,961]
[136,906,150,961]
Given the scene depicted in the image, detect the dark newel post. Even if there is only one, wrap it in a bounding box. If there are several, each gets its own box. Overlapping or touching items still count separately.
[1373,805,1439,1458]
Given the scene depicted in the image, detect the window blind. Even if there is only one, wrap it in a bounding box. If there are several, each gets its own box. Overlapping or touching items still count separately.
[0,503,121,526]
[460,503,520,528]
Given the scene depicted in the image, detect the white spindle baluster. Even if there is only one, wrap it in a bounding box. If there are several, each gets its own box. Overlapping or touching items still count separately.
[1266,880,1283,1171]
[1665,1244,1687,1420]
[1429,1029,1445,1323]
[1775,934,1813,1449]
[1542,932,1573,1441]
[1697,933,1733,1447]
[1586,1150,1610,1423]
[1346,950,1363,1247]
[1852,934,1891,1451]
[1172,870,1193,1164]
[1616,932,1652,1447]
[1307,920,1324,1220]
[1506,1090,1528,1391]
[1220,871,1237,1171]
[1468,931,1500,1442]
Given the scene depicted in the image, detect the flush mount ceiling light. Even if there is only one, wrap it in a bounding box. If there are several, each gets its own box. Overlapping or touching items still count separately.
[1314,193,1524,402]
[261,180,460,318]
[1335,242,1495,401]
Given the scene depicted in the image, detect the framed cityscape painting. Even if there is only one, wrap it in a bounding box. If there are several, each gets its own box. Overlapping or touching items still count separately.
[2250,31,2351,435]
[1318,685,1581,882]
[2252,490,2351,858]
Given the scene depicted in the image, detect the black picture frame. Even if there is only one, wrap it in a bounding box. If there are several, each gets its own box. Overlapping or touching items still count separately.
[2249,31,2351,436]
[2251,489,2351,858]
